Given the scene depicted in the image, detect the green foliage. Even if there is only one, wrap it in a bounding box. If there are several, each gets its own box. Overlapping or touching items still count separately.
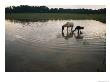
[5,13,106,23]
[5,5,106,14]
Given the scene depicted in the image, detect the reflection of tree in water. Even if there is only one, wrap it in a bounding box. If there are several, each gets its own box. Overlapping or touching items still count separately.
[6,19,49,24]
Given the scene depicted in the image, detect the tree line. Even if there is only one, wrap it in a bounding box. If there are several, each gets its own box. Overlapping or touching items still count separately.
[5,5,106,14]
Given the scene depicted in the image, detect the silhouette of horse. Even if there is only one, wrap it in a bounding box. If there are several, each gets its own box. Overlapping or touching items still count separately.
[62,22,74,32]
[72,26,84,34]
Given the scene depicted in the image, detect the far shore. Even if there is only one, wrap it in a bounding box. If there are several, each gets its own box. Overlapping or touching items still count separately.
[5,13,106,23]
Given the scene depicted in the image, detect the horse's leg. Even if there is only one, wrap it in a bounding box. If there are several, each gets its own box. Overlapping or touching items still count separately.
[78,29,80,34]
[71,26,73,31]
[62,31,64,37]
[62,27,64,33]
[80,31,82,34]
[67,27,68,34]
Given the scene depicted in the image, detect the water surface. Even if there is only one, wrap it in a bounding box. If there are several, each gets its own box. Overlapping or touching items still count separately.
[5,20,106,72]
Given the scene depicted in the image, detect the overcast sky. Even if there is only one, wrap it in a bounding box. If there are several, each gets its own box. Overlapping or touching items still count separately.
[47,5,105,9]
[5,0,105,9]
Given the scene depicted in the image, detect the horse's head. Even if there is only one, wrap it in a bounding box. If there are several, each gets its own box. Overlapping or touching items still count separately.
[81,27,84,29]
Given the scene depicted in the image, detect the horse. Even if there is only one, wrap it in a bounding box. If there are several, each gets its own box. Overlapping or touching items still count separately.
[72,26,84,34]
[62,22,74,32]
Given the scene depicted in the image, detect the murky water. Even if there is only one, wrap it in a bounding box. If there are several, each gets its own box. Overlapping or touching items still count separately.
[5,20,106,72]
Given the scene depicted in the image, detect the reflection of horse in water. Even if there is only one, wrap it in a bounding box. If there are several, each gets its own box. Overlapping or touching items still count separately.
[73,32,83,39]
[62,31,73,40]
[62,22,74,32]
[62,31,83,40]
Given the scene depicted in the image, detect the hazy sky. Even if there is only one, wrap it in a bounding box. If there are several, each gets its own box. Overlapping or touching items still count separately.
[5,0,105,9]
[47,5,105,9]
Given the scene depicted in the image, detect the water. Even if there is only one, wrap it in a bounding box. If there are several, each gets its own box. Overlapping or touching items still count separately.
[5,20,106,72]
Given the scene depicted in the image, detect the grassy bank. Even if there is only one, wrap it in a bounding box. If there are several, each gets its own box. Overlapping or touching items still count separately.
[5,13,106,23]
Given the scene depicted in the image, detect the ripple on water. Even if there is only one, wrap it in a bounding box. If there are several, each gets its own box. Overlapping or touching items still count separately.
[5,20,106,72]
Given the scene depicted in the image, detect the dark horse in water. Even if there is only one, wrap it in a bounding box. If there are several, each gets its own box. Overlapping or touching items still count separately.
[62,24,84,40]
[62,23,84,39]
[62,22,84,34]
[72,26,84,34]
